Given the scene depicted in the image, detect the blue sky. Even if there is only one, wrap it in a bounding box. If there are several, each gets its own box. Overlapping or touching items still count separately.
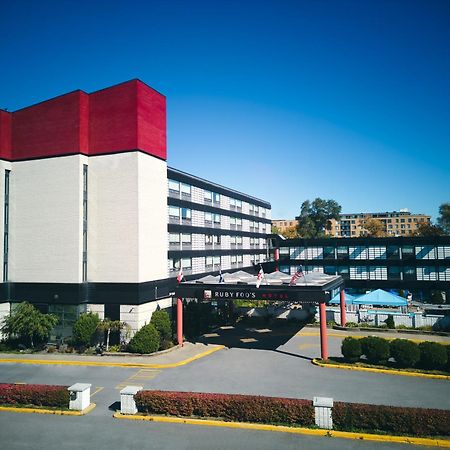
[1,0,449,220]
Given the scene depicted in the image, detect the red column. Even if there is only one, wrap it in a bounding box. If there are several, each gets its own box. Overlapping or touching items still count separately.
[340,290,347,327]
[319,302,328,360]
[274,248,280,271]
[177,298,183,347]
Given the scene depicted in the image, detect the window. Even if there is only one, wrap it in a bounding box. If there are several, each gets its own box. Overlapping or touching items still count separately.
[181,183,191,196]
[169,233,180,244]
[206,256,213,267]
[415,246,436,260]
[181,208,191,220]
[213,235,221,245]
[231,255,237,265]
[388,266,401,280]
[168,179,180,192]
[213,213,221,224]
[213,192,220,203]
[213,256,220,266]
[205,234,213,245]
[204,190,213,202]
[250,237,255,246]
[416,266,437,281]
[235,199,242,208]
[237,254,243,264]
[181,258,192,270]
[169,206,180,218]
[323,247,335,260]
[349,246,367,260]
[367,247,386,260]
[82,165,88,282]
[402,246,415,260]
[236,236,242,246]
[386,246,400,259]
[437,247,450,259]
[205,212,213,223]
[169,258,181,272]
[236,217,242,227]
[3,170,10,282]
[336,247,348,259]
[181,233,191,245]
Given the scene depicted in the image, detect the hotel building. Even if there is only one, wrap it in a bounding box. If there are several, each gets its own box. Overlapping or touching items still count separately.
[0,80,271,338]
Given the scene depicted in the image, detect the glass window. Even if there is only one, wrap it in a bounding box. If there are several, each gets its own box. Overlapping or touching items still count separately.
[169,258,181,271]
[386,246,400,259]
[205,234,213,245]
[323,247,335,260]
[181,208,191,220]
[402,246,415,260]
[236,199,242,208]
[213,214,221,224]
[168,180,180,192]
[231,255,237,264]
[213,192,220,203]
[337,247,348,259]
[169,233,180,244]
[205,212,213,222]
[236,236,242,245]
[181,183,191,195]
[204,190,213,202]
[213,235,221,245]
[236,217,242,227]
[213,256,220,266]
[169,206,180,218]
[237,255,243,264]
[181,233,191,244]
[388,266,401,280]
[206,256,213,267]
[181,258,192,269]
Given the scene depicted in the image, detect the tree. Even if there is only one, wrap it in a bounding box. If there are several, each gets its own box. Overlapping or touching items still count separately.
[271,225,281,234]
[1,302,58,348]
[414,221,446,237]
[362,218,386,237]
[437,203,450,235]
[97,319,127,351]
[281,226,299,239]
[128,323,160,354]
[296,198,341,238]
[150,310,172,349]
[72,312,100,347]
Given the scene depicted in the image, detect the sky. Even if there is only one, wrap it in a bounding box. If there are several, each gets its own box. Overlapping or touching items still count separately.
[1,0,449,220]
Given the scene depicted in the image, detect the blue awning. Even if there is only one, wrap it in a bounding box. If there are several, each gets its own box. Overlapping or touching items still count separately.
[353,289,407,307]
[330,292,357,304]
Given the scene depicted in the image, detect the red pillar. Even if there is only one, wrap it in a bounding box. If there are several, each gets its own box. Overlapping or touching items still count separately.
[274,248,280,271]
[177,298,183,347]
[319,302,328,360]
[340,290,347,327]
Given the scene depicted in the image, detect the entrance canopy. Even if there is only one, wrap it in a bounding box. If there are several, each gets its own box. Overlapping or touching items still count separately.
[175,270,344,304]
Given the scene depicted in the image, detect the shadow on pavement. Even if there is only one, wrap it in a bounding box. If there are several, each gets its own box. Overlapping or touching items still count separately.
[196,319,312,360]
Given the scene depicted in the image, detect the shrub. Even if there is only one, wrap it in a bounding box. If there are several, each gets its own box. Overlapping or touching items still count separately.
[360,336,390,364]
[419,342,448,370]
[345,322,359,328]
[389,339,420,367]
[333,401,450,437]
[341,337,362,362]
[134,391,314,426]
[72,312,100,347]
[384,315,395,329]
[128,324,160,354]
[0,383,69,408]
[150,310,172,349]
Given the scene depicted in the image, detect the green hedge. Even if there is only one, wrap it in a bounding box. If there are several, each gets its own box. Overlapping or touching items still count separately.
[128,324,160,354]
[134,390,315,426]
[419,342,448,370]
[0,383,69,408]
[389,339,420,368]
[341,337,362,362]
[333,401,450,437]
[360,336,390,364]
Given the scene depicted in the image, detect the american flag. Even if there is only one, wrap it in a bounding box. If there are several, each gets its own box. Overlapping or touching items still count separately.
[289,266,305,286]
[256,267,264,288]
[176,268,184,283]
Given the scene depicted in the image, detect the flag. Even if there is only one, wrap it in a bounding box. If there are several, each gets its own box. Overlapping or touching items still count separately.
[290,266,304,286]
[219,270,224,283]
[176,268,184,283]
[256,267,264,288]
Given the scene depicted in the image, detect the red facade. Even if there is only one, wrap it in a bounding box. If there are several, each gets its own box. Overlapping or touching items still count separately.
[0,79,166,161]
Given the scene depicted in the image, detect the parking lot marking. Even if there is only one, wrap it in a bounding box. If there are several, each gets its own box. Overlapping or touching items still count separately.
[240,338,257,343]
[91,387,104,397]
[115,369,161,389]
[298,343,317,350]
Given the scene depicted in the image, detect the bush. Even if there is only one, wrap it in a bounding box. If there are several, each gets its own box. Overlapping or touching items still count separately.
[360,336,390,364]
[72,312,100,347]
[150,310,172,349]
[0,383,69,408]
[345,322,359,328]
[389,339,420,367]
[341,337,362,362]
[419,342,448,370]
[128,324,160,354]
[333,401,450,437]
[384,315,395,329]
[134,391,315,426]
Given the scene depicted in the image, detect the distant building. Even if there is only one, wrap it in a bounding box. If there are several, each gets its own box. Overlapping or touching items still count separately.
[272,219,298,233]
[326,210,430,238]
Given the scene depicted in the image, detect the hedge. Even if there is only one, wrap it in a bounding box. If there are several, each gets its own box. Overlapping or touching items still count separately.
[360,336,390,364]
[0,383,69,408]
[134,391,315,426]
[128,323,160,354]
[419,342,448,369]
[389,339,420,368]
[333,401,450,437]
[341,337,362,362]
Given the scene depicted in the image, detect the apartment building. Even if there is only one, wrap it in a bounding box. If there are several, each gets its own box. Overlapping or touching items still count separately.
[272,219,298,233]
[327,210,430,237]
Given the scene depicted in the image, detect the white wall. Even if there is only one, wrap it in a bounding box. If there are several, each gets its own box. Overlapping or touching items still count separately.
[9,155,84,283]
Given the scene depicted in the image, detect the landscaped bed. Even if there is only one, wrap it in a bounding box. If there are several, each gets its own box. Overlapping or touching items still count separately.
[133,390,450,438]
[0,383,69,409]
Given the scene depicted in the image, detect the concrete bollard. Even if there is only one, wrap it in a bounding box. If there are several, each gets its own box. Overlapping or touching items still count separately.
[313,396,333,429]
[68,383,91,411]
[120,386,143,415]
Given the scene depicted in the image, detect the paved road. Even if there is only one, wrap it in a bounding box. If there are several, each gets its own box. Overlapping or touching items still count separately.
[0,412,442,450]
[0,323,448,449]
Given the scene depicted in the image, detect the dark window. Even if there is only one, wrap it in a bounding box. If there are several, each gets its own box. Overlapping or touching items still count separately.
[402,246,415,260]
[336,246,348,259]
[387,266,401,280]
[323,247,335,260]
[386,246,400,260]
[104,304,120,321]
[3,170,10,282]
[82,165,88,282]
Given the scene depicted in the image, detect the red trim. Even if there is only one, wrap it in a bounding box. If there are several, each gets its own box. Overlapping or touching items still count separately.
[177,298,183,347]
[0,80,167,161]
[319,302,328,360]
[340,290,347,327]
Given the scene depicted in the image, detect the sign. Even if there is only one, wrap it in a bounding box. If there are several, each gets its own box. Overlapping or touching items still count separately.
[204,289,296,301]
